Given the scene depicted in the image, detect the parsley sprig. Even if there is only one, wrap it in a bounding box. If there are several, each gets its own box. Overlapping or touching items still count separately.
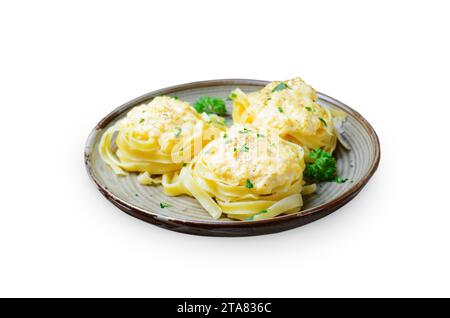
[193,96,227,116]
[304,148,347,183]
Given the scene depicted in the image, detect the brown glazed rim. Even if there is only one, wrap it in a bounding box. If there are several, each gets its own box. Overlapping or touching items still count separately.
[84,79,380,234]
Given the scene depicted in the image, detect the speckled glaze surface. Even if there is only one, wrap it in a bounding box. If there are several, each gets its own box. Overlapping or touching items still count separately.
[84,79,380,236]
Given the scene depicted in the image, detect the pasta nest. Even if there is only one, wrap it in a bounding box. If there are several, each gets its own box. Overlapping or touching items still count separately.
[163,124,312,220]
[231,77,338,153]
[99,96,225,184]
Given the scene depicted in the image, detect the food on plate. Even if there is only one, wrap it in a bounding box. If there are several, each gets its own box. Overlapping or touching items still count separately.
[99,96,225,184]
[162,124,315,220]
[229,77,343,153]
[97,78,348,221]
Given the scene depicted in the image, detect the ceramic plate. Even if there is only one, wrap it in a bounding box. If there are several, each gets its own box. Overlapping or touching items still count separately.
[85,79,380,236]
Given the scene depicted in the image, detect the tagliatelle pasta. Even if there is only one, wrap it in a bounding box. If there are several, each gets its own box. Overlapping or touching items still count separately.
[162,124,309,220]
[99,96,225,184]
[231,77,339,153]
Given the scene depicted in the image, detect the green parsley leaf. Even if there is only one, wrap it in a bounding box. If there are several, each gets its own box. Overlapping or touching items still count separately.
[272,82,290,92]
[245,179,254,189]
[173,96,179,100]
[246,209,267,221]
[160,202,171,208]
[226,92,237,101]
[257,133,265,138]
[277,107,284,113]
[139,118,145,124]
[193,96,227,116]
[334,176,348,184]
[319,118,328,126]
[240,144,249,152]
[223,133,228,139]
[174,127,182,137]
[305,106,312,112]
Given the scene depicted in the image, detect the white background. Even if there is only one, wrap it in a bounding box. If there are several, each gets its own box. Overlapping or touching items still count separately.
[0,0,449,297]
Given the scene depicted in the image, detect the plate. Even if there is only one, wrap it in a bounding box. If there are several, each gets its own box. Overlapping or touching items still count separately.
[84,79,380,236]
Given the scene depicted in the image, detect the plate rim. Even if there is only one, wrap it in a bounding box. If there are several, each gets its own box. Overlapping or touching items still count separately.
[84,79,380,233]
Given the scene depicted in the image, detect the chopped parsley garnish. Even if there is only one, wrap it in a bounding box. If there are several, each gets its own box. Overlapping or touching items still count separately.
[304,148,346,183]
[160,202,171,209]
[257,133,265,138]
[239,127,251,134]
[335,176,348,184]
[246,209,267,221]
[223,133,228,139]
[245,179,254,189]
[233,147,237,152]
[305,106,313,112]
[139,118,145,124]
[240,144,249,152]
[272,82,290,92]
[173,96,179,100]
[174,127,182,137]
[226,92,237,101]
[277,107,284,113]
[319,118,328,126]
[193,96,227,116]
[183,163,187,167]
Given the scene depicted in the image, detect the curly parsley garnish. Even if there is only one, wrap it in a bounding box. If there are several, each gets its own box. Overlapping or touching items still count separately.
[193,96,227,116]
[304,148,346,183]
